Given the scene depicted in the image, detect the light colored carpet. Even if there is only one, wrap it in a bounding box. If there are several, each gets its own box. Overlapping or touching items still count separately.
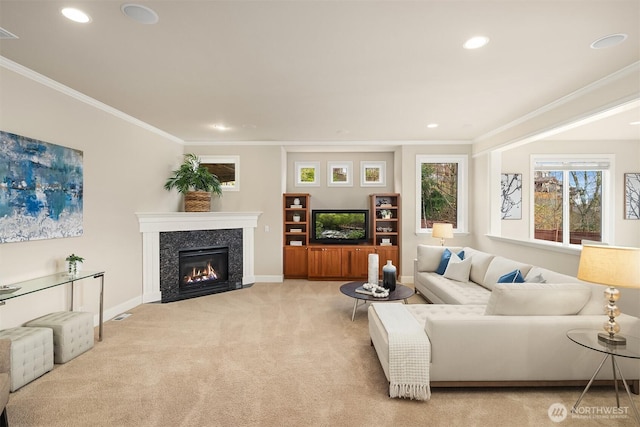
[6,280,640,426]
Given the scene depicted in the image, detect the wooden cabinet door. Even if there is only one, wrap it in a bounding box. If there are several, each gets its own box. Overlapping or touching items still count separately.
[342,247,375,279]
[283,247,308,278]
[375,246,399,276]
[308,247,343,279]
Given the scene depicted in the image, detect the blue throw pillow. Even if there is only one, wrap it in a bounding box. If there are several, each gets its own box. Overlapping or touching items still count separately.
[436,249,465,275]
[497,269,525,283]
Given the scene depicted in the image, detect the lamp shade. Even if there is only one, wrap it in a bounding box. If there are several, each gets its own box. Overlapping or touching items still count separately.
[577,245,640,289]
[432,223,454,239]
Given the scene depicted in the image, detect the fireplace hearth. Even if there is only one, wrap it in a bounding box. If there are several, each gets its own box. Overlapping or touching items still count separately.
[137,212,261,303]
[159,228,244,303]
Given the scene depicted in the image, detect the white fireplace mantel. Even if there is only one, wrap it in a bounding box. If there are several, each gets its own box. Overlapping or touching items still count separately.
[136,212,262,303]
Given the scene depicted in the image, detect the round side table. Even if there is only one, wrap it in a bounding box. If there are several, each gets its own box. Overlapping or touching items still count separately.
[567,328,640,424]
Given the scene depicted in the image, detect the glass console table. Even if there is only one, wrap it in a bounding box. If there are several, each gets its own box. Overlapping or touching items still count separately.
[0,271,105,341]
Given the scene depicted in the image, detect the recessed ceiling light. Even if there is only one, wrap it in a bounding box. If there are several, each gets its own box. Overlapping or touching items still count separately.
[61,8,91,23]
[590,33,627,49]
[121,4,159,24]
[427,123,439,129]
[630,121,640,126]
[212,124,231,131]
[463,36,489,50]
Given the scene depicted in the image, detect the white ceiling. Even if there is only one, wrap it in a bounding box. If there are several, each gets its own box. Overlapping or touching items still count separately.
[0,0,638,144]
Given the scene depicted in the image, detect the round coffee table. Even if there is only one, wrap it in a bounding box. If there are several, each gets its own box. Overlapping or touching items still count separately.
[340,281,415,321]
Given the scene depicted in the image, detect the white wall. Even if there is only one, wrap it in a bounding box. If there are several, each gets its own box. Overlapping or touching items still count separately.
[184,144,284,280]
[2,62,638,326]
[499,139,640,246]
[399,144,474,280]
[0,67,182,328]
[473,139,640,316]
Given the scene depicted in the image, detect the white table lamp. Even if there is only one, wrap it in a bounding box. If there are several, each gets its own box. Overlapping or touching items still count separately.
[577,244,640,345]
[432,223,454,246]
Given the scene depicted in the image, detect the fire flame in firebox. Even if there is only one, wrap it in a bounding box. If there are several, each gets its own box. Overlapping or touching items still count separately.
[184,262,219,284]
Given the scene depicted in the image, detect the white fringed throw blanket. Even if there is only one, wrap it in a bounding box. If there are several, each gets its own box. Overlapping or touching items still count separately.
[373,303,431,401]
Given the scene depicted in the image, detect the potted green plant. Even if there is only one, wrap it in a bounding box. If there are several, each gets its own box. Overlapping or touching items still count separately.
[164,153,222,212]
[65,254,84,276]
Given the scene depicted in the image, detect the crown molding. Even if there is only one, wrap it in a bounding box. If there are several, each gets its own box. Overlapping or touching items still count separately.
[474,61,640,145]
[0,56,184,145]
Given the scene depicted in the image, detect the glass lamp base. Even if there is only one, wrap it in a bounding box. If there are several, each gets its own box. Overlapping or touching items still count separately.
[598,332,626,346]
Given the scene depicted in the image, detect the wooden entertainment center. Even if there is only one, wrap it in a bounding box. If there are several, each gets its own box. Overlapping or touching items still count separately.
[283,193,400,280]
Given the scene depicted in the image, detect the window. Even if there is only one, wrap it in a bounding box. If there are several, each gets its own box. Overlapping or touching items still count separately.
[200,156,240,191]
[532,156,612,245]
[416,155,468,233]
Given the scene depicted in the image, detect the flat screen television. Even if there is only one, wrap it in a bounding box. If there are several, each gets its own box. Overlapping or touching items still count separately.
[311,209,369,244]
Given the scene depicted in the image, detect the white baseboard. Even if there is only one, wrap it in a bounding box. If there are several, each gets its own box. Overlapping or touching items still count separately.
[142,291,161,304]
[252,275,283,283]
[95,295,143,326]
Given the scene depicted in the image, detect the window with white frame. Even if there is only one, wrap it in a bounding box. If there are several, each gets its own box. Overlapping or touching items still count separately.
[416,155,468,233]
[200,155,240,191]
[531,155,613,245]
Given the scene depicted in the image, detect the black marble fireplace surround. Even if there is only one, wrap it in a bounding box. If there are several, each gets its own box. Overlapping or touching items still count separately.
[159,229,243,302]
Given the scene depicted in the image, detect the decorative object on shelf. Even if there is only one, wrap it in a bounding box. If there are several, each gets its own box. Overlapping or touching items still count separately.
[577,244,640,345]
[164,153,222,212]
[289,241,303,246]
[368,253,379,286]
[292,213,301,222]
[382,260,397,291]
[432,222,453,246]
[380,209,392,219]
[65,253,85,277]
[293,198,301,206]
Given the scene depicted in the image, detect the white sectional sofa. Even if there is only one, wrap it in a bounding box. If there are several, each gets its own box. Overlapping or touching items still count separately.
[368,245,640,394]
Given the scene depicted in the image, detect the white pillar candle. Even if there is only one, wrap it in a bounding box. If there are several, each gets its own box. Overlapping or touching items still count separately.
[368,253,379,285]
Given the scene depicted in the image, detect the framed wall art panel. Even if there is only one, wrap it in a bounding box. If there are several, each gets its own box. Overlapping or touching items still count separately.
[500,173,522,220]
[0,131,83,243]
[625,173,640,220]
[327,161,353,187]
[360,161,386,187]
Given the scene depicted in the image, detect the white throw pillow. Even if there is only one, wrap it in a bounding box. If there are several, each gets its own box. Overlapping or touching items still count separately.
[443,255,472,282]
[484,283,592,316]
[525,273,546,283]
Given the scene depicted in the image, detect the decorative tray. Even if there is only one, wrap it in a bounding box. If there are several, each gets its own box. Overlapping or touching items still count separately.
[0,285,21,294]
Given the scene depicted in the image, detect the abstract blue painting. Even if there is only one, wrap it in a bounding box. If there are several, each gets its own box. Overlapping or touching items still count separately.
[0,131,83,243]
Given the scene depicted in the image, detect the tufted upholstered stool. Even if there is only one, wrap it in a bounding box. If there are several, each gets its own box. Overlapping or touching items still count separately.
[26,311,94,364]
[0,327,54,392]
